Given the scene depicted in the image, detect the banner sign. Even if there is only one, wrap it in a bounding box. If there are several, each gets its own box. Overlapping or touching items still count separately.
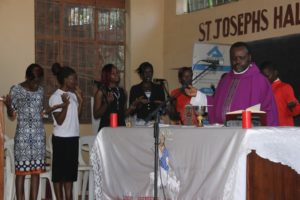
[192,43,231,95]
[198,2,300,41]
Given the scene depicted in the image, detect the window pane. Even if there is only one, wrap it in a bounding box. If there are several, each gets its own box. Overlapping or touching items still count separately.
[98,45,125,71]
[64,4,95,39]
[35,0,60,36]
[187,0,236,12]
[188,0,210,12]
[97,9,125,42]
[36,40,60,67]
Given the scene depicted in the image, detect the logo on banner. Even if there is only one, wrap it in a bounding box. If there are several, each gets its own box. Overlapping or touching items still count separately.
[193,44,231,96]
[207,46,223,58]
[194,45,227,70]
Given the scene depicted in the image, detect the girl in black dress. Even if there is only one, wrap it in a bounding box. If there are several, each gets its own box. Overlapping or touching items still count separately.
[129,62,166,121]
[93,64,131,130]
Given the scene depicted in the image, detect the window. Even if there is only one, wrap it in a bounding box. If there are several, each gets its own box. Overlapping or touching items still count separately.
[176,0,237,14]
[35,0,125,123]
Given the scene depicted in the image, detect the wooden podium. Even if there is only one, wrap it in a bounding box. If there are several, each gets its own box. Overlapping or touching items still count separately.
[247,151,300,200]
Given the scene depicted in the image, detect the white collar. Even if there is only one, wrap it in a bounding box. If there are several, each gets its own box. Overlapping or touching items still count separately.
[233,64,252,74]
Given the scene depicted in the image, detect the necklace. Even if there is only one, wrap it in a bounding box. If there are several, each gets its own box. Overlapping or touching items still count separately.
[110,87,120,110]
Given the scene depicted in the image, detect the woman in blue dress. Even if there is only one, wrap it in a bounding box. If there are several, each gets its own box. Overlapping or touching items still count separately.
[4,64,48,199]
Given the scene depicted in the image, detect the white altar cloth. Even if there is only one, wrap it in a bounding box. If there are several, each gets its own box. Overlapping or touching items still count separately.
[90,126,300,200]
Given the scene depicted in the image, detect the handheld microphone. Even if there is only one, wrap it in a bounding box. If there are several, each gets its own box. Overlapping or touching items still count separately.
[210,84,216,94]
[93,80,104,89]
[153,78,167,83]
[201,59,224,65]
[93,80,102,85]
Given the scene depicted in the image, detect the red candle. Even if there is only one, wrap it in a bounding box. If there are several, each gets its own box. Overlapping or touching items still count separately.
[110,113,118,128]
[242,111,252,129]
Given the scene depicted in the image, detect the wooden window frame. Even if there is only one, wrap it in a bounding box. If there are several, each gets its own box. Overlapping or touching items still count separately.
[35,0,126,123]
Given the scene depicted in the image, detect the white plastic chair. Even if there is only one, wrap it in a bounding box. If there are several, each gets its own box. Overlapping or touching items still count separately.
[4,138,56,200]
[40,135,54,199]
[91,97,100,135]
[4,138,15,200]
[48,134,92,200]
[73,136,96,200]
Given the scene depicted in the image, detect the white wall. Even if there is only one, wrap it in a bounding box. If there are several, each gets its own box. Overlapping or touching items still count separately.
[164,0,300,89]
[126,0,164,91]
[0,0,35,136]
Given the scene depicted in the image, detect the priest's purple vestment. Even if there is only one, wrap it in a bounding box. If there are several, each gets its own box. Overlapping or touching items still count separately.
[207,63,279,126]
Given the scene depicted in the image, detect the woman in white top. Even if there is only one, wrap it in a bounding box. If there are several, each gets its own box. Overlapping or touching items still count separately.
[49,63,83,200]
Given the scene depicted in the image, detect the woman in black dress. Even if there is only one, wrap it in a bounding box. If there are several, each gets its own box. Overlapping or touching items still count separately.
[129,62,166,121]
[93,64,131,130]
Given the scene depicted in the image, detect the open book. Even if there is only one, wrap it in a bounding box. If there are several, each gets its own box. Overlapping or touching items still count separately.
[226,104,265,115]
[225,104,267,126]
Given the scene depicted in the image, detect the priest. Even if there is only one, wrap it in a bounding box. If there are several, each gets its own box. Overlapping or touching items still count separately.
[186,42,279,126]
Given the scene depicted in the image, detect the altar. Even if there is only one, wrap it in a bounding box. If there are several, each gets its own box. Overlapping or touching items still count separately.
[90,126,300,200]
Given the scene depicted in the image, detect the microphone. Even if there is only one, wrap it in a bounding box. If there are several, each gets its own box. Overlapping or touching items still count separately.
[210,84,216,94]
[93,80,105,89]
[200,59,224,65]
[153,78,167,83]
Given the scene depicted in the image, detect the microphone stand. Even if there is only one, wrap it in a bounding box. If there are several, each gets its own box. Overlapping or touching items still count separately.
[145,63,217,199]
[156,80,171,101]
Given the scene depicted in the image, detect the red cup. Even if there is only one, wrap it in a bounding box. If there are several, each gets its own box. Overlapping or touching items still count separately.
[110,113,118,128]
[242,111,252,128]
